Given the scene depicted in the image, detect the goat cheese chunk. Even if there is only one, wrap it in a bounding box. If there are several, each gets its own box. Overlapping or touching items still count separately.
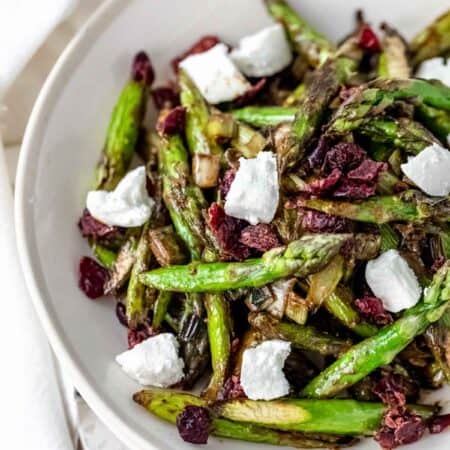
[416,57,450,86]
[116,333,184,387]
[86,166,154,227]
[230,24,293,77]
[241,339,291,400]
[225,151,279,225]
[400,143,450,196]
[179,43,251,104]
[365,250,422,313]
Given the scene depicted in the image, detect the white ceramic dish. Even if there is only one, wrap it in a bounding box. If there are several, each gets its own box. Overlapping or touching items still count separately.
[15,1,450,449]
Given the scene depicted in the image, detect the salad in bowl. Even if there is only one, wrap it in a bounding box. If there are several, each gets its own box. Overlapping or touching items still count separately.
[76,0,450,448]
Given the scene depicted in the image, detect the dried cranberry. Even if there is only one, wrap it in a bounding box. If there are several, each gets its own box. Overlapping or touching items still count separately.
[307,136,330,168]
[358,24,381,53]
[176,406,211,444]
[116,302,128,327]
[372,372,415,407]
[332,178,377,199]
[429,414,450,434]
[300,208,352,233]
[78,209,121,241]
[132,51,154,85]
[156,106,186,136]
[234,78,267,107]
[375,407,426,449]
[324,143,366,173]
[152,85,180,110]
[207,203,251,260]
[78,257,109,299]
[172,36,220,72]
[217,376,246,401]
[431,256,445,273]
[127,323,157,349]
[239,224,281,252]
[347,159,387,182]
[219,169,236,199]
[355,296,393,326]
[307,168,343,195]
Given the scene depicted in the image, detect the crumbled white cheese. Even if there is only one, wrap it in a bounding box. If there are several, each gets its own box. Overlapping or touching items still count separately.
[225,151,279,225]
[179,43,251,104]
[416,57,450,86]
[230,24,293,77]
[240,339,291,400]
[400,143,450,196]
[86,166,154,227]
[115,333,184,387]
[365,250,422,313]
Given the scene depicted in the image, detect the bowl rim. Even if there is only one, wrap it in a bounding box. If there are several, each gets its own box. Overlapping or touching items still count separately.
[14,1,162,448]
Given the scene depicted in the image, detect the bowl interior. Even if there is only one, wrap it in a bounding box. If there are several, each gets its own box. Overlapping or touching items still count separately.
[16,0,450,449]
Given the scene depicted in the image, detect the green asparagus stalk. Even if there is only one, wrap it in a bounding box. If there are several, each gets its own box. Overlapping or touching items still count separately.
[139,234,350,292]
[378,25,411,79]
[92,243,117,269]
[232,106,296,128]
[302,263,450,398]
[152,291,173,330]
[126,223,153,327]
[415,105,450,144]
[281,57,356,171]
[179,70,222,188]
[379,223,400,252]
[265,0,336,67]
[203,293,231,400]
[410,9,450,67]
[283,82,306,107]
[248,312,352,357]
[133,390,356,447]
[295,190,450,224]
[216,398,434,436]
[95,53,152,190]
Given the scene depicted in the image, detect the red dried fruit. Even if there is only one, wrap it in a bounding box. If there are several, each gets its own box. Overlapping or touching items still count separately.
[234,78,267,107]
[217,375,246,401]
[375,407,426,449]
[208,203,252,261]
[429,414,450,434]
[358,24,381,53]
[132,51,155,85]
[219,168,236,199]
[300,208,352,233]
[332,178,377,199]
[307,136,330,168]
[372,372,414,407]
[347,159,387,182]
[78,256,110,299]
[172,36,221,72]
[127,323,157,349]
[355,296,393,326]
[239,224,281,252]
[307,168,343,195]
[324,142,366,173]
[176,405,211,444]
[156,106,186,136]
[152,85,180,110]
[78,209,122,241]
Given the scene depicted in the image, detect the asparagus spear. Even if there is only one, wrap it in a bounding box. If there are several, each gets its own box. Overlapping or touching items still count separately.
[152,291,172,330]
[302,263,450,398]
[379,223,400,252]
[133,390,355,447]
[126,223,153,327]
[232,106,296,128]
[95,52,153,190]
[283,82,306,107]
[378,24,411,79]
[280,57,356,171]
[248,312,352,357]
[92,243,117,269]
[416,105,450,144]
[264,0,336,67]
[179,70,222,188]
[203,293,232,400]
[410,9,450,67]
[139,234,350,292]
[295,190,450,224]
[216,398,434,436]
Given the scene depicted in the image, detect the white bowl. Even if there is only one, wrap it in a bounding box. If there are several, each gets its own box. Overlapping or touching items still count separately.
[15,1,450,449]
